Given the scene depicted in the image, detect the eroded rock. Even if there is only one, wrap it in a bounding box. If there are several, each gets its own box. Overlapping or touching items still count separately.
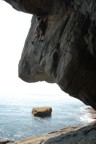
[18,1,96,109]
[3,0,96,109]
[32,107,52,117]
[3,0,70,15]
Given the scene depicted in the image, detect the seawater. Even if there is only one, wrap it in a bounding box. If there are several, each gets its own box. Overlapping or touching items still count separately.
[0,94,93,140]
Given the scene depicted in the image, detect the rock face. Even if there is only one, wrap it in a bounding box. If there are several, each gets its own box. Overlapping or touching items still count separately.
[8,122,96,144]
[3,0,70,15]
[3,1,96,109]
[32,107,52,117]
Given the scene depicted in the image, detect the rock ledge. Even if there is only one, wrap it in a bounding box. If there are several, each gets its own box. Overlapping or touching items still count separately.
[8,122,96,144]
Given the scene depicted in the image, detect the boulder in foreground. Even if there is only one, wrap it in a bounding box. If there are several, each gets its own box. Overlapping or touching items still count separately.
[32,107,52,117]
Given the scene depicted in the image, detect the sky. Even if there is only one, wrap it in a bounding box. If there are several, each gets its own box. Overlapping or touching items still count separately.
[0,0,69,97]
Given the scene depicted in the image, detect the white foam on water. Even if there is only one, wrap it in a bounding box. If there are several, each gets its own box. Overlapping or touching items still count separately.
[79,107,95,124]
[80,114,95,123]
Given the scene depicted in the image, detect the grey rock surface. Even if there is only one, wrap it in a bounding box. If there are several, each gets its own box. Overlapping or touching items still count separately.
[3,0,69,15]
[18,0,96,109]
[44,123,96,144]
[3,0,96,109]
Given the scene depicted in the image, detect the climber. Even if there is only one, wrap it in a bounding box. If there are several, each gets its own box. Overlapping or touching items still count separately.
[32,15,48,44]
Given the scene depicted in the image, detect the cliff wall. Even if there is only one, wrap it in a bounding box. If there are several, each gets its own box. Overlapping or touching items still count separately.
[4,0,96,109]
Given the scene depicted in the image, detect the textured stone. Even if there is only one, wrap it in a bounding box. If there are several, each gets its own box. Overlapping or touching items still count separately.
[17,0,96,109]
[3,0,70,15]
[3,0,96,110]
[32,107,52,117]
[3,0,96,109]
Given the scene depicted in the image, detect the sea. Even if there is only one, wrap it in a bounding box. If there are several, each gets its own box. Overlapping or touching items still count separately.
[0,94,94,141]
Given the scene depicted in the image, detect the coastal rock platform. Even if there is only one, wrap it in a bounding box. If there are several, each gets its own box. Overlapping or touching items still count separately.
[32,107,52,117]
[8,122,96,144]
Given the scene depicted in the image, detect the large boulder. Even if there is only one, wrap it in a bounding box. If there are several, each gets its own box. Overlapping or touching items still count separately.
[32,107,52,117]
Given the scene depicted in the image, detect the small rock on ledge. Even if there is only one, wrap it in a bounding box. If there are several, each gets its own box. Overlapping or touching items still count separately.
[32,107,52,118]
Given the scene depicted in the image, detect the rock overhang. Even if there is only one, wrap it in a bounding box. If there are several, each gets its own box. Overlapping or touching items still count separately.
[3,0,71,15]
[3,0,96,109]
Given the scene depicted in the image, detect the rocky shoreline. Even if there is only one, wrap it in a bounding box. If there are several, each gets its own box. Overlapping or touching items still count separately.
[8,122,96,144]
[1,108,96,144]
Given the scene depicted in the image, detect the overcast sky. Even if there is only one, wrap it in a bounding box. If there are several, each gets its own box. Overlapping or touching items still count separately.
[0,0,69,97]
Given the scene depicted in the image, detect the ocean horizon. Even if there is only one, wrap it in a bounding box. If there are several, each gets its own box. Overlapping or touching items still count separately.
[0,94,94,141]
